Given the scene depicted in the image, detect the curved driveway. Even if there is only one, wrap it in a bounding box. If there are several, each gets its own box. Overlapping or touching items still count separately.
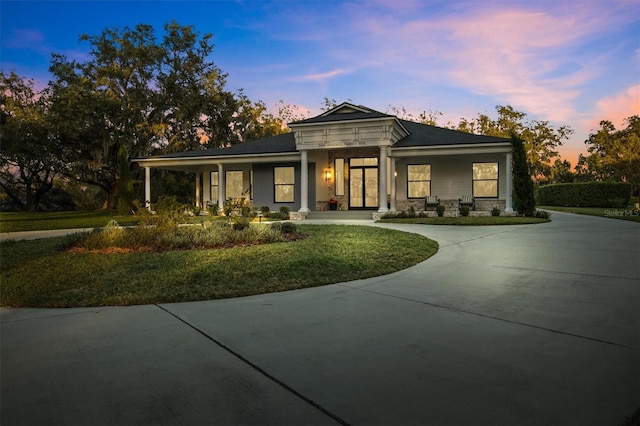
[1,211,638,425]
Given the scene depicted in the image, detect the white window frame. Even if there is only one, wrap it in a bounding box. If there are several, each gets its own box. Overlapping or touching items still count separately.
[274,166,295,203]
[407,164,431,198]
[472,162,499,198]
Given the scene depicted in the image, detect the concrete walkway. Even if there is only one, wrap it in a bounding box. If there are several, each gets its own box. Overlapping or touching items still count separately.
[1,212,639,425]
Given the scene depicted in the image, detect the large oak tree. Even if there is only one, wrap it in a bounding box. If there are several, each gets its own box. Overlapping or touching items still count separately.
[0,72,65,211]
[48,21,284,210]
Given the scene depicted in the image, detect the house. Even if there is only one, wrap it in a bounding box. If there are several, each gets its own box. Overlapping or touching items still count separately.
[133,103,514,218]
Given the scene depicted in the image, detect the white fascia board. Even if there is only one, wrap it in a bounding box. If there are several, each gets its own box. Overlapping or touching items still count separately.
[391,143,511,157]
[133,152,301,168]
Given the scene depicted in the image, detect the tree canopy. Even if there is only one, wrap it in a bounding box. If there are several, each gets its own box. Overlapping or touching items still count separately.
[0,71,66,211]
[452,105,573,181]
[46,21,286,210]
[576,116,640,194]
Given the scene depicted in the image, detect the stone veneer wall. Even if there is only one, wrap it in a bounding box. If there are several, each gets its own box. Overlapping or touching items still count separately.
[395,198,506,213]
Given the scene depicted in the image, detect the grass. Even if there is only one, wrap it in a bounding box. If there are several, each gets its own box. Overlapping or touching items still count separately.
[0,211,140,233]
[0,225,438,308]
[539,206,640,222]
[377,216,550,225]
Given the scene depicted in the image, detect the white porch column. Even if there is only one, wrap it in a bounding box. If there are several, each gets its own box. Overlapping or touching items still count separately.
[389,156,397,212]
[202,170,211,206]
[144,167,151,211]
[299,150,310,213]
[218,164,225,213]
[505,152,514,213]
[378,146,389,213]
[195,172,202,208]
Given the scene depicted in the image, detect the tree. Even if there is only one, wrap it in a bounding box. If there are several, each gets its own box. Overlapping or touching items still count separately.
[48,21,287,210]
[49,23,162,209]
[510,131,536,216]
[453,105,572,181]
[548,159,575,184]
[579,117,640,195]
[0,71,64,211]
[386,105,443,126]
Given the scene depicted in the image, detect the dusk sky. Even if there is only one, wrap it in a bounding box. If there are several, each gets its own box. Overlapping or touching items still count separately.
[1,0,638,166]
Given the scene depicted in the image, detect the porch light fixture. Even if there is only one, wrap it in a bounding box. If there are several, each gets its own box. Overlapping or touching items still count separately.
[324,170,332,182]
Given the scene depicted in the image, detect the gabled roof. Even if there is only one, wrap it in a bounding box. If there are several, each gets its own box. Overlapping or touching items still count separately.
[289,102,395,126]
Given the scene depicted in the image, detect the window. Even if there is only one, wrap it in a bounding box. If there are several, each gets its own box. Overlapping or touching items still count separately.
[407,164,431,198]
[350,157,378,167]
[226,171,243,199]
[274,167,295,203]
[210,171,218,203]
[335,158,344,196]
[473,162,498,197]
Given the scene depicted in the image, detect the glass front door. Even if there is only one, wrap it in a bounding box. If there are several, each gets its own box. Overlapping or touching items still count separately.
[349,158,378,209]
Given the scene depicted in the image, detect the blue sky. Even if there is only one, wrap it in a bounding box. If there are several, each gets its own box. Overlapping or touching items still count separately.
[1,0,638,165]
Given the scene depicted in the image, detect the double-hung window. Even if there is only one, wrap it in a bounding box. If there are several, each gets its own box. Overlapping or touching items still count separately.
[226,171,243,199]
[274,167,295,203]
[407,164,431,198]
[472,162,498,197]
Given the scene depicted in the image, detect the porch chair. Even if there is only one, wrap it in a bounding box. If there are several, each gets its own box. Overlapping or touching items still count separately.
[459,195,475,210]
[424,195,440,210]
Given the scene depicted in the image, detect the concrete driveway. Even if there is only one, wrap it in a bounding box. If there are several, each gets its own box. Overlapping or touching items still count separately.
[1,211,638,425]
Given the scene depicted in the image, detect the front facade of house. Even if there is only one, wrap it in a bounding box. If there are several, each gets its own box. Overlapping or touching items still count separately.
[134,103,514,217]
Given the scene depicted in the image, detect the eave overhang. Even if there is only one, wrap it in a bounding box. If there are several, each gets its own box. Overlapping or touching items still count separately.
[391,142,511,157]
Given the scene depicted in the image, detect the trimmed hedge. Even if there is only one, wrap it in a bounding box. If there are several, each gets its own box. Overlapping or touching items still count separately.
[538,182,631,207]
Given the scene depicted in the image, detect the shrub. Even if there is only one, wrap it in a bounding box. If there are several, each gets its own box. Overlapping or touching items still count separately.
[459,205,470,216]
[279,206,290,216]
[510,132,536,216]
[280,222,297,234]
[535,209,551,219]
[231,216,250,231]
[208,202,219,216]
[538,182,631,207]
[408,206,417,218]
[261,206,270,214]
[436,205,445,217]
[266,211,288,220]
[137,196,188,230]
[270,222,282,231]
[73,217,285,252]
[491,206,501,217]
[607,198,627,208]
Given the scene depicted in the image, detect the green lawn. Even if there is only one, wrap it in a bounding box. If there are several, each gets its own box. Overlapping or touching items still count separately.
[377,216,550,225]
[0,225,438,308]
[0,211,140,233]
[539,206,640,222]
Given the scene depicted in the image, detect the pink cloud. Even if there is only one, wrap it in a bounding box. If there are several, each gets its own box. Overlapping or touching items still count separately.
[591,84,640,129]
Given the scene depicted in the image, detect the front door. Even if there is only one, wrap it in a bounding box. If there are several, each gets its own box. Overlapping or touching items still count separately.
[349,158,378,209]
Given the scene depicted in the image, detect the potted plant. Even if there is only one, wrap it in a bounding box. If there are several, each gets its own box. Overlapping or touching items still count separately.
[328,197,338,210]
